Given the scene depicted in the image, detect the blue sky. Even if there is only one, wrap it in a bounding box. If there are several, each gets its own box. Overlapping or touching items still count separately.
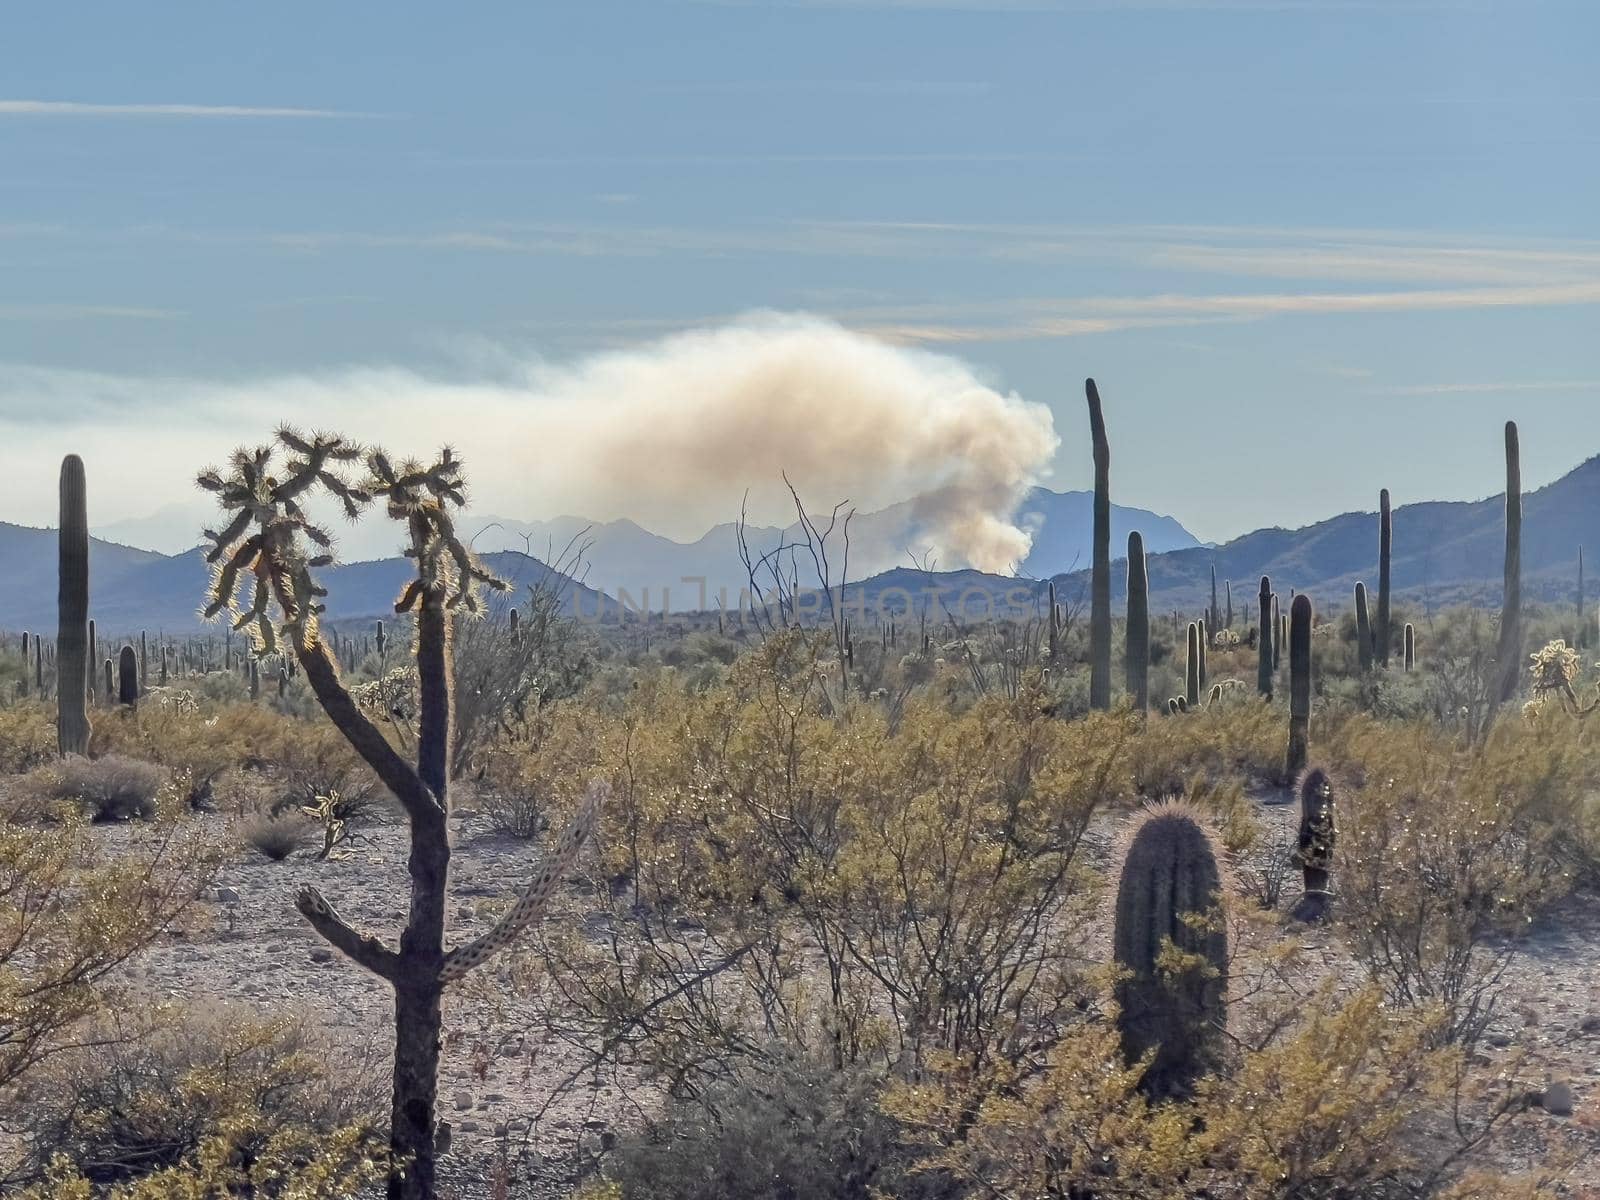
[2,0,1597,550]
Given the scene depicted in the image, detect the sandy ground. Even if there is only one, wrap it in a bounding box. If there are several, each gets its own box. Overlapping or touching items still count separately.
[100,794,1600,1199]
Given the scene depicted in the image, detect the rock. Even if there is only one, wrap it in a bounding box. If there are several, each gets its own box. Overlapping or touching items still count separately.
[459,1119,479,1132]
[1581,1014,1600,1034]
[1539,1080,1575,1117]
[309,948,333,964]
[216,886,241,903]
[454,1090,474,1111]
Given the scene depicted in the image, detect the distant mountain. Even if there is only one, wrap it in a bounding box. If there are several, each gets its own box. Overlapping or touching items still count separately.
[1043,454,1600,617]
[455,488,1200,610]
[0,537,606,638]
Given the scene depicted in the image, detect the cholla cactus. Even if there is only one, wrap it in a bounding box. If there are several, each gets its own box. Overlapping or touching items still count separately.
[1528,638,1598,716]
[196,428,597,1200]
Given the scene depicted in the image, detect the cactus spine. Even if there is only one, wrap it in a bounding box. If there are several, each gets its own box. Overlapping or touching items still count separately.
[1376,489,1392,667]
[1186,622,1200,706]
[1354,581,1372,673]
[1112,803,1229,1097]
[57,455,92,756]
[1125,531,1149,712]
[1257,576,1273,698]
[1087,378,1112,710]
[1404,622,1415,671]
[1285,594,1312,777]
[1496,421,1522,703]
[117,645,138,707]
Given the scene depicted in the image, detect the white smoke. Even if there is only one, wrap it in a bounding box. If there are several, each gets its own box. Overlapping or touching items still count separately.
[0,313,1059,572]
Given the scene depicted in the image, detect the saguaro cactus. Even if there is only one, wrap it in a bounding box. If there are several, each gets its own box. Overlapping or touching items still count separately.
[1112,803,1229,1097]
[1224,579,1232,630]
[1125,531,1149,712]
[87,619,98,704]
[1257,576,1273,698]
[1285,594,1313,777]
[376,619,388,659]
[1376,489,1392,667]
[1290,768,1337,923]
[1209,565,1220,632]
[1047,580,1059,662]
[1354,582,1373,673]
[103,659,113,702]
[1496,421,1522,704]
[1197,618,1208,689]
[57,455,92,756]
[1404,622,1415,671]
[1580,547,1587,647]
[117,645,138,707]
[1087,378,1112,710]
[197,430,601,1200]
[1186,622,1200,706]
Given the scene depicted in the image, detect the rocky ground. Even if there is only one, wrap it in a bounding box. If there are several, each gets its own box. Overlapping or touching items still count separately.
[103,793,1600,1199]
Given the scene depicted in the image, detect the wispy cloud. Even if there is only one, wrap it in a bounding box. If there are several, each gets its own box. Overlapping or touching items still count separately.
[0,304,178,321]
[645,79,995,95]
[1373,379,1600,396]
[0,100,376,119]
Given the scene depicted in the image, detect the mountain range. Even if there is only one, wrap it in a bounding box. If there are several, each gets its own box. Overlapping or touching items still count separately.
[6,456,1596,634]
[87,488,1202,613]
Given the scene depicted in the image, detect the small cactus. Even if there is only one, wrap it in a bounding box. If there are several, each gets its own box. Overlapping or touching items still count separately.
[1290,768,1337,923]
[1112,803,1229,1097]
[1354,582,1373,673]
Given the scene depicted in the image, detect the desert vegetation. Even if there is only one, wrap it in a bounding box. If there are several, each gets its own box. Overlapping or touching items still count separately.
[0,398,1596,1199]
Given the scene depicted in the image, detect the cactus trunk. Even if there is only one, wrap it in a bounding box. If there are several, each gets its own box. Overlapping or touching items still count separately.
[1186,622,1200,706]
[1257,576,1273,698]
[1376,489,1392,667]
[1354,582,1372,673]
[1496,421,1522,703]
[1087,379,1112,710]
[1285,594,1312,777]
[57,456,92,756]
[1290,768,1336,923]
[1404,622,1415,671]
[1125,531,1149,712]
[117,645,138,707]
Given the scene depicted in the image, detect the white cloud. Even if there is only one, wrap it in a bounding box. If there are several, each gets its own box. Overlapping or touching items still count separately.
[0,100,375,119]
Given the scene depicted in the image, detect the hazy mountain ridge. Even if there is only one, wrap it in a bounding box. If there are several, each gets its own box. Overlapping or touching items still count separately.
[14,457,1600,632]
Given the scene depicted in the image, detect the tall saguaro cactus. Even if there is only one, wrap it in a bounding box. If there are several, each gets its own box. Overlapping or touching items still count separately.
[1257,576,1273,698]
[1496,421,1522,704]
[1186,622,1200,707]
[1087,379,1112,710]
[117,645,138,707]
[1125,531,1149,712]
[1285,594,1312,777]
[1404,622,1415,671]
[57,455,92,756]
[1112,803,1229,1097]
[198,431,602,1200]
[1354,582,1373,673]
[1376,489,1392,667]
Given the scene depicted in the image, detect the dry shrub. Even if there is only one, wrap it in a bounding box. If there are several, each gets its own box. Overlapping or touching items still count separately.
[885,987,1548,1200]
[8,1003,384,1194]
[25,755,166,822]
[239,812,311,861]
[479,699,615,838]
[12,1003,382,1176]
[0,702,59,774]
[1129,696,1284,796]
[1323,714,1576,1046]
[600,1050,909,1200]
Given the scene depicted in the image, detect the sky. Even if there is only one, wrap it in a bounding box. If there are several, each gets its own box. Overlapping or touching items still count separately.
[1,0,1597,554]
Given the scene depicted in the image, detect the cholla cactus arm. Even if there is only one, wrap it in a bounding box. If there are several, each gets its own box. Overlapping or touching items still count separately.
[197,431,439,821]
[295,884,401,979]
[440,780,605,983]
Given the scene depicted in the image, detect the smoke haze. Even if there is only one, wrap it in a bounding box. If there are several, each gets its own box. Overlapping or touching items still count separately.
[0,314,1059,571]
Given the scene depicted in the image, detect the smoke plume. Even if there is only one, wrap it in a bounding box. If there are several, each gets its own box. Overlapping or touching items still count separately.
[2,313,1058,572]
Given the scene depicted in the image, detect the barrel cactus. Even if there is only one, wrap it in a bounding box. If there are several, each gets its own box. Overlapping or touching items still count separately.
[1112,802,1229,1097]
